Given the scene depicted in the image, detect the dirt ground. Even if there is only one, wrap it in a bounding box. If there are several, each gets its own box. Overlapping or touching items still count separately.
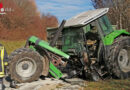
[4,78,85,90]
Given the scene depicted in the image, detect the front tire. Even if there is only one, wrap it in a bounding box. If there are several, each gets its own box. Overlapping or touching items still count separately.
[8,48,44,83]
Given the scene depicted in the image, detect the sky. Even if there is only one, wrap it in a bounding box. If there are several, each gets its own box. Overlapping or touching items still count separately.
[35,0,94,22]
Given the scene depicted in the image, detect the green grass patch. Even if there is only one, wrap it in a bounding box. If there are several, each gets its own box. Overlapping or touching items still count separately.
[85,78,130,90]
[0,40,26,55]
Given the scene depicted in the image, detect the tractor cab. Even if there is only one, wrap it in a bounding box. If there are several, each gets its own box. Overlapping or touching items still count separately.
[47,8,113,59]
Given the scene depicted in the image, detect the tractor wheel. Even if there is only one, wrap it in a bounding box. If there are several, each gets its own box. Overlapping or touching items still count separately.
[8,48,45,83]
[106,36,130,79]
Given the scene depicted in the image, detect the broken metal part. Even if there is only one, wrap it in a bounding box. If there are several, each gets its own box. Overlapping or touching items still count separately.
[49,52,66,67]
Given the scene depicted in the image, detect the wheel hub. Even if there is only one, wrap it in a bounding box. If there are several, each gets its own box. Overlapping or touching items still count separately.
[22,64,29,70]
[16,57,37,78]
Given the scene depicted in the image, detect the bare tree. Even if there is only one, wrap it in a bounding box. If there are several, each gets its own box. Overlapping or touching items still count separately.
[91,0,130,31]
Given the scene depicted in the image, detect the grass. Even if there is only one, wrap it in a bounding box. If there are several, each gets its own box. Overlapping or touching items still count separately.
[0,40,26,55]
[1,40,130,90]
[84,78,130,90]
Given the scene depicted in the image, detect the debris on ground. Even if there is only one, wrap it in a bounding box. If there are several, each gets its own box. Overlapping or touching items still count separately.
[5,78,86,90]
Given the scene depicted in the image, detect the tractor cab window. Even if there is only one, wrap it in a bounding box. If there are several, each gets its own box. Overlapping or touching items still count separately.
[62,27,85,53]
[99,15,113,35]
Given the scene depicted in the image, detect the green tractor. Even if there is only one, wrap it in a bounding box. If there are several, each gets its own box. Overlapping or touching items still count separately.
[8,8,130,83]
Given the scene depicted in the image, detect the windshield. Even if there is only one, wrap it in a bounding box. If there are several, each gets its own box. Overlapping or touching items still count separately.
[62,27,84,53]
[99,15,113,35]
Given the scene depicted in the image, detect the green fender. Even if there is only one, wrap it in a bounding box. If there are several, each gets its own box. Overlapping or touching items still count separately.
[103,30,130,45]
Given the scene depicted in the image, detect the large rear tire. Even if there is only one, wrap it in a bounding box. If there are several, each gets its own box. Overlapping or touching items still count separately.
[8,48,44,83]
[106,36,130,79]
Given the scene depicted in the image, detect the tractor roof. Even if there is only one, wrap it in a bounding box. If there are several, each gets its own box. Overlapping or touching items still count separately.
[47,8,109,30]
[65,8,109,27]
